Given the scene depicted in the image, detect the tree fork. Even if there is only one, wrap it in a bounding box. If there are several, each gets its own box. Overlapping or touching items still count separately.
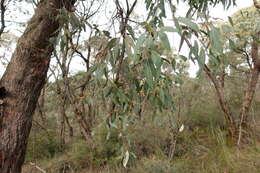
[237,31,260,146]
[0,0,76,172]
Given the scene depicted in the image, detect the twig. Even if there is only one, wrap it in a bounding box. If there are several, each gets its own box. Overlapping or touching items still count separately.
[0,0,6,37]
[29,162,46,173]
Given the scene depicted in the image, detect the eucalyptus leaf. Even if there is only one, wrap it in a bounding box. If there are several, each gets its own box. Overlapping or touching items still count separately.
[151,51,162,68]
[178,17,200,32]
[107,38,118,49]
[198,47,206,67]
[210,27,223,53]
[160,26,178,32]
[158,32,171,50]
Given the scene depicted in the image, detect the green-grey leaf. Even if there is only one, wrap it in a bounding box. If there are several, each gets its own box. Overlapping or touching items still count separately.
[198,47,206,67]
[158,32,171,50]
[178,17,200,32]
[151,51,162,68]
[210,27,223,53]
[228,16,234,26]
[160,26,178,32]
[107,38,118,49]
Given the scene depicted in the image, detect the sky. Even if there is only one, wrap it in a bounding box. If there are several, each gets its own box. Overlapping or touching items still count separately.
[210,0,252,20]
[0,0,255,77]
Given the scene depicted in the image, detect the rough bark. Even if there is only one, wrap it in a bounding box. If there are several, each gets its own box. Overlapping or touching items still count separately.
[0,0,76,172]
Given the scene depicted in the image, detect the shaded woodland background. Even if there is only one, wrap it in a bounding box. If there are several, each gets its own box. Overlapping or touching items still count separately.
[0,0,259,173]
[24,72,260,173]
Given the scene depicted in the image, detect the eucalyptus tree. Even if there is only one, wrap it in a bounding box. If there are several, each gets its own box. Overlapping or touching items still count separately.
[200,5,260,144]
[228,6,260,145]
[0,1,77,172]
[153,0,259,144]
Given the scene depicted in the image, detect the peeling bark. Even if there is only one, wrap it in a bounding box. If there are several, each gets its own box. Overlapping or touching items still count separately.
[237,32,260,146]
[204,65,236,138]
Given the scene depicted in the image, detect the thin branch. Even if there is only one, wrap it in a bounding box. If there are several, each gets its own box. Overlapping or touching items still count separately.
[251,31,260,67]
[0,0,6,37]
[125,0,129,12]
[29,162,46,173]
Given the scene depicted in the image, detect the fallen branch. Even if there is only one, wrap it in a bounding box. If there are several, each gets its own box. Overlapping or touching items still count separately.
[29,162,46,173]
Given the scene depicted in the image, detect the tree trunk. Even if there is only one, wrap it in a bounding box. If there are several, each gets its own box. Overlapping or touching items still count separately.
[203,65,236,139]
[237,68,259,145]
[0,1,75,172]
[237,32,260,146]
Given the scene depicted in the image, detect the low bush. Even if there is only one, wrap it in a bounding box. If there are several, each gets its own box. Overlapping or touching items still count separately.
[26,130,62,161]
[131,157,175,173]
[129,122,171,159]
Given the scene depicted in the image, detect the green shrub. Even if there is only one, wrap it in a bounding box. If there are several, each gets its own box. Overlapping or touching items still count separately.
[132,157,175,173]
[129,122,170,159]
[61,126,125,170]
[26,130,62,161]
[91,126,124,167]
[68,140,95,169]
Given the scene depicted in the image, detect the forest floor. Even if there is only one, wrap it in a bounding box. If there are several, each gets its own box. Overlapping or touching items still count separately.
[22,124,260,173]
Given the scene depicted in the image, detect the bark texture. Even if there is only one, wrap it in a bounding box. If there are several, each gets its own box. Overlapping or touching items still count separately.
[204,65,236,138]
[237,32,260,145]
[0,0,75,172]
[204,31,259,144]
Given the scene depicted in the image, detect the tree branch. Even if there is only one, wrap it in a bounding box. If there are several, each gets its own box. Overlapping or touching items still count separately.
[0,0,6,37]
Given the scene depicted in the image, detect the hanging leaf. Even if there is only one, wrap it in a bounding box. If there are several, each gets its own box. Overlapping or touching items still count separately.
[160,26,178,32]
[135,33,146,51]
[198,47,206,67]
[228,39,236,49]
[107,38,118,49]
[70,13,82,30]
[178,31,186,52]
[159,0,166,18]
[158,32,171,50]
[143,61,153,88]
[125,35,134,57]
[222,54,229,66]
[192,40,199,57]
[145,0,152,9]
[228,16,234,26]
[179,124,185,132]
[178,17,200,32]
[171,59,176,70]
[151,50,162,68]
[221,24,233,33]
[126,24,136,40]
[210,27,223,53]
[178,55,187,61]
[173,16,182,34]
[147,58,157,79]
[123,150,130,168]
[103,30,111,37]
[60,35,66,52]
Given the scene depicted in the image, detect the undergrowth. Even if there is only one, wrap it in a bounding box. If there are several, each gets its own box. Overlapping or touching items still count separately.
[23,122,260,173]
